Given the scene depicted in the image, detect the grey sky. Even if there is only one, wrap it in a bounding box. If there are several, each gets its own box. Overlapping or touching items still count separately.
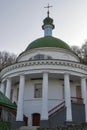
[0,0,87,55]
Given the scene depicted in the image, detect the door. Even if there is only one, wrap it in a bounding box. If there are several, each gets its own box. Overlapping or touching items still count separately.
[32,113,40,126]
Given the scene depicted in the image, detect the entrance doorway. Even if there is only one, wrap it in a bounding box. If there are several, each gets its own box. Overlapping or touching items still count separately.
[32,113,40,126]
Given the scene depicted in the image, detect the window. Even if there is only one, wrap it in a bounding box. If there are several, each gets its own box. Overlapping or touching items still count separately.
[34,54,44,60]
[34,84,42,98]
[29,54,52,61]
[47,56,52,59]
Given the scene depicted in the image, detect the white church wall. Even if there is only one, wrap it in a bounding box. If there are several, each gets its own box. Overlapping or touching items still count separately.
[71,85,76,97]
[23,79,42,126]
[70,82,81,98]
[17,48,79,62]
[12,86,18,104]
[23,79,42,118]
[22,78,80,118]
[48,79,64,110]
[23,79,64,116]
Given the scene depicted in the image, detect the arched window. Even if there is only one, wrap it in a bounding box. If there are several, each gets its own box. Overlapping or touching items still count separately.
[34,54,44,60]
[29,54,52,61]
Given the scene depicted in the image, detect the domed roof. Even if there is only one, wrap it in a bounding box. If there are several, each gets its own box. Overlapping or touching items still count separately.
[44,17,53,25]
[25,36,71,51]
[42,16,55,29]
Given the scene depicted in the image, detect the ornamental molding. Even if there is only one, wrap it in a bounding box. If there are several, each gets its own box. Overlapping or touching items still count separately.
[0,60,87,78]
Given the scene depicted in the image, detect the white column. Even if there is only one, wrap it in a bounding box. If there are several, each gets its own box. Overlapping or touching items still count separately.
[16,75,25,121]
[81,77,87,122]
[5,78,11,99]
[12,87,17,103]
[64,73,72,122]
[41,72,48,120]
[0,82,5,94]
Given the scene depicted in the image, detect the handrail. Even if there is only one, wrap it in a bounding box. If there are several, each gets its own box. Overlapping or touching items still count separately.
[48,101,65,117]
[71,97,83,104]
[48,97,83,118]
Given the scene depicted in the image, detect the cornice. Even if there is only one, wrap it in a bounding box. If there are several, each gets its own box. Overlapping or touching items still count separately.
[0,60,87,78]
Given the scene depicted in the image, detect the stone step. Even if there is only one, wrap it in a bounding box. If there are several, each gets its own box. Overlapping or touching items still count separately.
[18,126,39,130]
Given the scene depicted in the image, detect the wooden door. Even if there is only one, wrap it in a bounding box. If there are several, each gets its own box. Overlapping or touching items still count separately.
[32,113,40,126]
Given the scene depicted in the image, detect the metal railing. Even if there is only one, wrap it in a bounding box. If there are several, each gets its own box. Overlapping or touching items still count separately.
[48,101,65,117]
[71,97,83,104]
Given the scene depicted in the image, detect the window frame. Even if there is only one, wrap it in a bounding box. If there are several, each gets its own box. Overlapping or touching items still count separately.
[34,83,42,98]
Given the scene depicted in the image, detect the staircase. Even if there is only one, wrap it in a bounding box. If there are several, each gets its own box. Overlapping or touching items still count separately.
[40,101,66,128]
[13,126,39,130]
[38,123,87,130]
[14,123,87,130]
[48,101,65,117]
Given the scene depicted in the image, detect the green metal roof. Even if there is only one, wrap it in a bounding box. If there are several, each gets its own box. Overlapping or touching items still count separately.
[42,16,55,29]
[25,36,71,51]
[0,91,16,109]
[44,17,53,25]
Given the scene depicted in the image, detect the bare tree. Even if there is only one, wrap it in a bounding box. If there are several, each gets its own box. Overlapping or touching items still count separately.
[71,41,87,64]
[81,41,87,64]
[71,45,81,57]
[0,51,17,71]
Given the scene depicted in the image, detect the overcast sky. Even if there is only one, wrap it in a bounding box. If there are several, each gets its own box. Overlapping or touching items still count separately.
[0,0,87,55]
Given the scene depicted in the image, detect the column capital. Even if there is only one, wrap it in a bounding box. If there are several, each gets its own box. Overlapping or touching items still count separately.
[1,79,6,83]
[81,76,87,80]
[18,73,25,76]
[64,72,70,76]
[42,71,49,74]
[6,77,11,81]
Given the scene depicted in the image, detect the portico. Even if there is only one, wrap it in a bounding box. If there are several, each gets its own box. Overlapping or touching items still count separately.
[0,66,87,124]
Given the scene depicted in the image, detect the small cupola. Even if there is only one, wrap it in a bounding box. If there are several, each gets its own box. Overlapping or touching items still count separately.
[42,4,55,36]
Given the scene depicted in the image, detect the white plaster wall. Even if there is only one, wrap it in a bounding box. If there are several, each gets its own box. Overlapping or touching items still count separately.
[71,85,76,97]
[71,82,81,97]
[10,76,81,126]
[48,79,64,110]
[12,86,18,104]
[23,79,42,125]
[23,78,78,119]
[17,48,79,62]
[23,79,42,116]
[7,73,82,127]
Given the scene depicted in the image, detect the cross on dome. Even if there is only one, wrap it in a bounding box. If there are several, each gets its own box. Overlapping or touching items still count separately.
[44,4,53,17]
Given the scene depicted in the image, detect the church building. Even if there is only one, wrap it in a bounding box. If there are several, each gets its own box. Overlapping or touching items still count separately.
[0,7,87,128]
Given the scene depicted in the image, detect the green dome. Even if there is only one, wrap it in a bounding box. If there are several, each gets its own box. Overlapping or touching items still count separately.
[44,17,53,25]
[25,36,71,51]
[42,16,55,29]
